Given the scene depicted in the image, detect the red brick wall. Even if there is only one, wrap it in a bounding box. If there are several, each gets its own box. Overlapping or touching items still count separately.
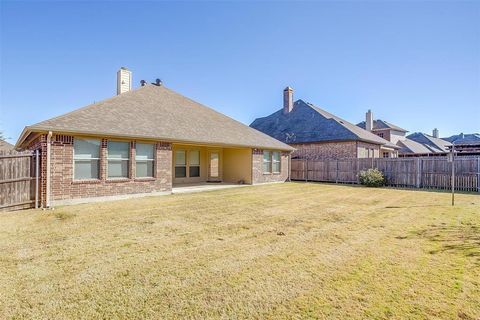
[27,134,172,206]
[291,141,357,159]
[252,149,289,184]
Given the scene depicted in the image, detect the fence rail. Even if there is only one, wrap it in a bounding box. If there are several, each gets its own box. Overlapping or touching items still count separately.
[291,156,480,192]
[0,150,38,211]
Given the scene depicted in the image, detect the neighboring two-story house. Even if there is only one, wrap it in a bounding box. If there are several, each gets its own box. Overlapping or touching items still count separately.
[356,110,451,157]
[250,88,398,160]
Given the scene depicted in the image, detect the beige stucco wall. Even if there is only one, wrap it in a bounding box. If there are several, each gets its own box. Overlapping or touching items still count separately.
[223,148,252,184]
[357,141,381,158]
[172,144,223,184]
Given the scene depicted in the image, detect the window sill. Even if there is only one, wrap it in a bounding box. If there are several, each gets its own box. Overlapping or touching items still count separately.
[263,173,272,175]
[134,177,156,182]
[272,172,281,175]
[106,178,131,183]
[72,179,101,185]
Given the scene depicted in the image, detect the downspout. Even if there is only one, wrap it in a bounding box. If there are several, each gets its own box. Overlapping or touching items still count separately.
[288,151,291,182]
[45,131,53,208]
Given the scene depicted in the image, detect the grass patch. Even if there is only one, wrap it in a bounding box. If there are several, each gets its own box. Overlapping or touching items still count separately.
[0,182,479,319]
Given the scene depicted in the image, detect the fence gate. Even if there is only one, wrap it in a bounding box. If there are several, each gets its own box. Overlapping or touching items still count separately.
[0,150,39,211]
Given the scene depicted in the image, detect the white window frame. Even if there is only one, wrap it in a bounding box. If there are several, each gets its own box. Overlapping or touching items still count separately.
[175,150,187,178]
[73,138,100,181]
[272,151,281,174]
[263,150,272,174]
[107,141,130,179]
[188,150,200,178]
[135,143,155,178]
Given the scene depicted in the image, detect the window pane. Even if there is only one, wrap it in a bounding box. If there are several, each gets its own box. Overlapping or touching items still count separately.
[272,162,281,173]
[189,150,200,166]
[272,151,280,162]
[263,151,271,162]
[136,161,153,178]
[189,166,200,177]
[136,143,154,160]
[74,138,100,159]
[175,150,186,166]
[108,160,128,178]
[108,141,130,159]
[175,166,186,178]
[263,162,270,173]
[74,160,99,179]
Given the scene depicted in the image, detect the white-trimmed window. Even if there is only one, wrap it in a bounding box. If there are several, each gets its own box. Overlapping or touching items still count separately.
[136,143,154,178]
[175,150,186,178]
[263,150,271,173]
[189,150,200,177]
[272,151,281,173]
[73,138,100,180]
[383,152,389,158]
[107,141,130,178]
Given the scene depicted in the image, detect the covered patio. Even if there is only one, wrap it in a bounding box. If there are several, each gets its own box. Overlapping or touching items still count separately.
[172,144,253,186]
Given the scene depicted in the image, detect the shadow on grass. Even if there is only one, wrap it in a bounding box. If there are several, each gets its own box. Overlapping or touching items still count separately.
[411,223,480,265]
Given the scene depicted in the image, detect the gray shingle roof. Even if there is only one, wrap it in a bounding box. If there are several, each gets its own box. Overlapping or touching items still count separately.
[443,133,480,145]
[357,119,408,132]
[250,100,394,146]
[406,132,451,153]
[397,138,434,154]
[17,85,293,151]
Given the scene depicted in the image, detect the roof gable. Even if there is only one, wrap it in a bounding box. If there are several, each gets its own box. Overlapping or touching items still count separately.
[357,119,407,132]
[18,85,293,151]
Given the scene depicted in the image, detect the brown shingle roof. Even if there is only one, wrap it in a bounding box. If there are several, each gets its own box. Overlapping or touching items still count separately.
[17,85,293,151]
[0,140,14,151]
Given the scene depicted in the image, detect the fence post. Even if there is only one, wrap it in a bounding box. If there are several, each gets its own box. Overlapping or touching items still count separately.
[477,157,480,193]
[336,160,339,183]
[415,157,421,188]
[305,159,308,182]
[355,158,360,184]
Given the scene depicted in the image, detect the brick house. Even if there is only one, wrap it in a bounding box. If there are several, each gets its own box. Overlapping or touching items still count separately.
[357,110,452,157]
[15,68,293,207]
[250,87,398,159]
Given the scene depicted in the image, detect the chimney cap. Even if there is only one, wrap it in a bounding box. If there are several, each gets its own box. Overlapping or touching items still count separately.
[284,86,293,91]
[120,66,129,70]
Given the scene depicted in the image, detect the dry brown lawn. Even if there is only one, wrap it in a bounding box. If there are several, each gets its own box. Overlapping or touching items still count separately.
[1,182,479,319]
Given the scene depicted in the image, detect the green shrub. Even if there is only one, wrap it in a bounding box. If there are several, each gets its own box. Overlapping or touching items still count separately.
[358,168,385,187]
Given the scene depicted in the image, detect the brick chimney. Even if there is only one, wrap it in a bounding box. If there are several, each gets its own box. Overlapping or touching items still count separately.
[117,67,132,95]
[365,109,373,132]
[283,87,293,114]
[432,128,439,138]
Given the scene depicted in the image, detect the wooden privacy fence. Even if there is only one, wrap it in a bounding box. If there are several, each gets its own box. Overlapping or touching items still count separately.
[0,150,39,211]
[291,156,480,192]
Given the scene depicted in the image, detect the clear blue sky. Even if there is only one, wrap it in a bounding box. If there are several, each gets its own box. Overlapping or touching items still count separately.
[1,1,479,144]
